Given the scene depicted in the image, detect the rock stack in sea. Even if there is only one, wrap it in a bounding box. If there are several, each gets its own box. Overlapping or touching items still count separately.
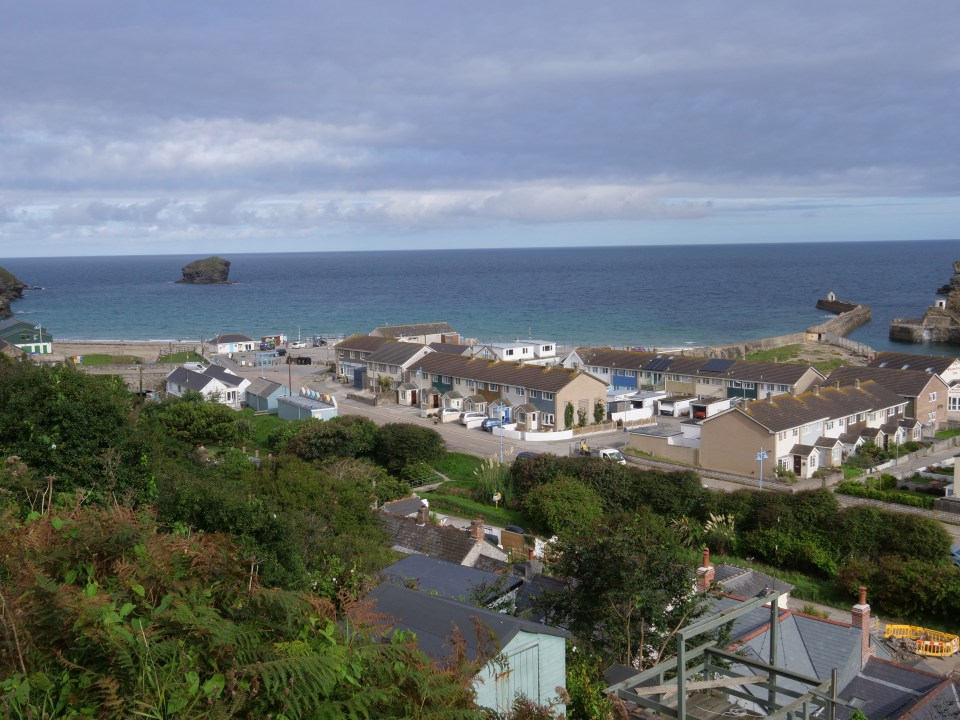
[176,256,234,284]
[0,266,28,319]
[889,259,960,344]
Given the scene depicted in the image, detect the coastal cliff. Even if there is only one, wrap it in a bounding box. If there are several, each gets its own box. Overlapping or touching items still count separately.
[0,266,28,318]
[889,260,960,344]
[176,256,233,284]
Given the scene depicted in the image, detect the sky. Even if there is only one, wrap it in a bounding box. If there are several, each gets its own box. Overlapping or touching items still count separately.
[1,1,959,257]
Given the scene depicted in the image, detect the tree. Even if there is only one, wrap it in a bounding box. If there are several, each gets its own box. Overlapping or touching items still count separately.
[141,392,251,446]
[523,475,604,538]
[564,402,574,430]
[0,359,149,498]
[374,423,445,476]
[593,399,605,425]
[538,510,709,667]
[284,415,379,461]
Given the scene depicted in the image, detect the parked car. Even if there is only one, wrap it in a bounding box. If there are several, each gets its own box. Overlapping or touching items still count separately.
[503,524,526,535]
[313,338,327,347]
[434,407,461,423]
[459,412,487,426]
[515,451,539,461]
[480,417,505,432]
[290,341,307,349]
[276,348,287,356]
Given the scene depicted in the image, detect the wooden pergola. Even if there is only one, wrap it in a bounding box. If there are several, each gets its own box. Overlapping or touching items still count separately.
[604,591,855,720]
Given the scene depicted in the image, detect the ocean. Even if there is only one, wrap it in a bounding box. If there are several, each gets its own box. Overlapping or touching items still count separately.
[3,240,960,355]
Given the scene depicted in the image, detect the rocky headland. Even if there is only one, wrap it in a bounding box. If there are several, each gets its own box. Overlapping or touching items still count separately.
[889,260,960,344]
[176,256,234,284]
[0,266,28,319]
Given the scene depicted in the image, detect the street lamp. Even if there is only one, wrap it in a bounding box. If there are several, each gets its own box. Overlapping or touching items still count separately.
[499,409,505,465]
[755,448,768,491]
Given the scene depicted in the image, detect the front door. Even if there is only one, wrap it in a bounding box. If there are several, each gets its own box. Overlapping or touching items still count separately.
[793,455,802,474]
[411,390,418,407]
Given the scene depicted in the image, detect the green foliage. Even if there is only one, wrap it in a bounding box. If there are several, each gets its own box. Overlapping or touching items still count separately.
[376,374,393,393]
[835,480,935,509]
[284,415,379,462]
[374,423,445,476]
[576,407,587,427]
[0,506,486,719]
[473,457,509,506]
[538,510,709,667]
[432,452,484,482]
[592,400,605,425]
[142,393,251,447]
[564,402,574,430]
[523,475,604,538]
[564,645,616,719]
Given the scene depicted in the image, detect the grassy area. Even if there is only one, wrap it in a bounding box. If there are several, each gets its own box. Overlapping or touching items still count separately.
[841,466,864,480]
[240,409,288,453]
[744,344,847,374]
[936,428,960,440]
[431,452,484,481]
[422,489,529,528]
[158,351,204,364]
[78,353,141,365]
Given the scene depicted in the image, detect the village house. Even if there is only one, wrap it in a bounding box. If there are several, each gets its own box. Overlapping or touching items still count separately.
[408,352,609,432]
[243,377,289,413]
[869,351,960,424]
[825,364,949,432]
[334,334,394,385]
[365,341,432,393]
[369,322,460,345]
[0,317,52,354]
[561,347,654,391]
[164,363,251,409]
[468,338,559,366]
[209,333,256,354]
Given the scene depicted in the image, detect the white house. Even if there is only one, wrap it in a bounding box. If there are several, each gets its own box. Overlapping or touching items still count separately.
[164,363,251,409]
[211,333,257,354]
[468,339,559,366]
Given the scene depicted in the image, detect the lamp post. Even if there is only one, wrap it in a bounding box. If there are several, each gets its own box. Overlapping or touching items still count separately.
[755,448,768,491]
[499,409,505,465]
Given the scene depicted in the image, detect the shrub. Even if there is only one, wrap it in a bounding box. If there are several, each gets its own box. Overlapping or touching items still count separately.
[835,480,935,509]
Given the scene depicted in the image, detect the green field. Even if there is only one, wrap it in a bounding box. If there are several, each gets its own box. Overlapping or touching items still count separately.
[158,351,205,364]
[77,353,141,365]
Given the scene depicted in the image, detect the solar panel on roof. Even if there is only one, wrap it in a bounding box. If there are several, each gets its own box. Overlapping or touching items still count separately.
[702,358,735,373]
[647,358,668,371]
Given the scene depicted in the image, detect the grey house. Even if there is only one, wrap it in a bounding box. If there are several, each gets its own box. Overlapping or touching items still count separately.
[244,378,289,413]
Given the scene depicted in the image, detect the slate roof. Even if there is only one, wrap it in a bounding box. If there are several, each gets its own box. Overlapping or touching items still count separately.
[368,582,567,662]
[381,496,426,517]
[725,380,906,433]
[410,353,604,394]
[837,658,958,720]
[574,347,656,371]
[428,342,471,355]
[379,555,521,604]
[869,352,957,376]
[201,364,245,387]
[379,511,478,564]
[246,378,284,397]
[372,322,456,338]
[703,360,823,386]
[336,334,394,353]
[366,342,430,366]
[714,564,794,600]
[165,366,215,391]
[213,333,253,343]
[825,365,944,398]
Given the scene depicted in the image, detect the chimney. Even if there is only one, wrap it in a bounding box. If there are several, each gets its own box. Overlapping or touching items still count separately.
[470,516,485,543]
[851,585,874,666]
[767,392,773,403]
[812,385,819,396]
[854,378,861,389]
[696,547,715,593]
[416,499,430,526]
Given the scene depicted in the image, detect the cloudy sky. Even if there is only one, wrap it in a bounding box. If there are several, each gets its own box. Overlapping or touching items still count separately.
[2,2,958,257]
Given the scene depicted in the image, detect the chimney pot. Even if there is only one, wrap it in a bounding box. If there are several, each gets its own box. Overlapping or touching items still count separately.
[813,385,819,395]
[858,585,867,605]
[855,378,861,389]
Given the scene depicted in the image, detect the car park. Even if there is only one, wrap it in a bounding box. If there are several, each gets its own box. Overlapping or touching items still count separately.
[459,412,487,426]
[480,417,505,431]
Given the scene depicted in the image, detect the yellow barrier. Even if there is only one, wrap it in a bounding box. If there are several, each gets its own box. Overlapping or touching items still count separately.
[884,624,960,657]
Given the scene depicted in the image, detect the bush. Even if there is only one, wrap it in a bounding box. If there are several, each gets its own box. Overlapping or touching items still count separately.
[835,480,935,509]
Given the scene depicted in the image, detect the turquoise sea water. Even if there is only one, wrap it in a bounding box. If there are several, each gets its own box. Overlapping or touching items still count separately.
[3,240,959,354]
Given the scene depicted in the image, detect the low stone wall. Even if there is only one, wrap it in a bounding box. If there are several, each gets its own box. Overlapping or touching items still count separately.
[807,303,871,338]
[77,363,170,393]
[687,333,807,360]
[345,391,396,406]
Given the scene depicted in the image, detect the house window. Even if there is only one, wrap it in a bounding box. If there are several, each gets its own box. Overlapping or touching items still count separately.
[543,345,553,352]
[950,397,960,411]
[792,428,799,437]
[350,351,357,359]
[838,418,845,427]
[602,368,608,374]
[810,454,817,468]
[868,412,876,421]
[929,411,937,422]
[887,408,896,416]
[778,432,786,441]
[503,386,510,393]
[455,378,461,385]
[545,413,555,425]
[433,374,441,382]
[825,421,834,430]
[467,380,475,388]
[390,365,399,373]
[487,383,498,391]
[442,376,451,384]
[506,349,514,356]
[848,415,856,424]
[743,382,755,389]
[731,380,742,388]
[930,391,938,402]
[778,458,789,470]
[517,387,525,396]
[777,384,790,393]
[377,363,387,372]
[529,390,539,399]
[543,392,554,400]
